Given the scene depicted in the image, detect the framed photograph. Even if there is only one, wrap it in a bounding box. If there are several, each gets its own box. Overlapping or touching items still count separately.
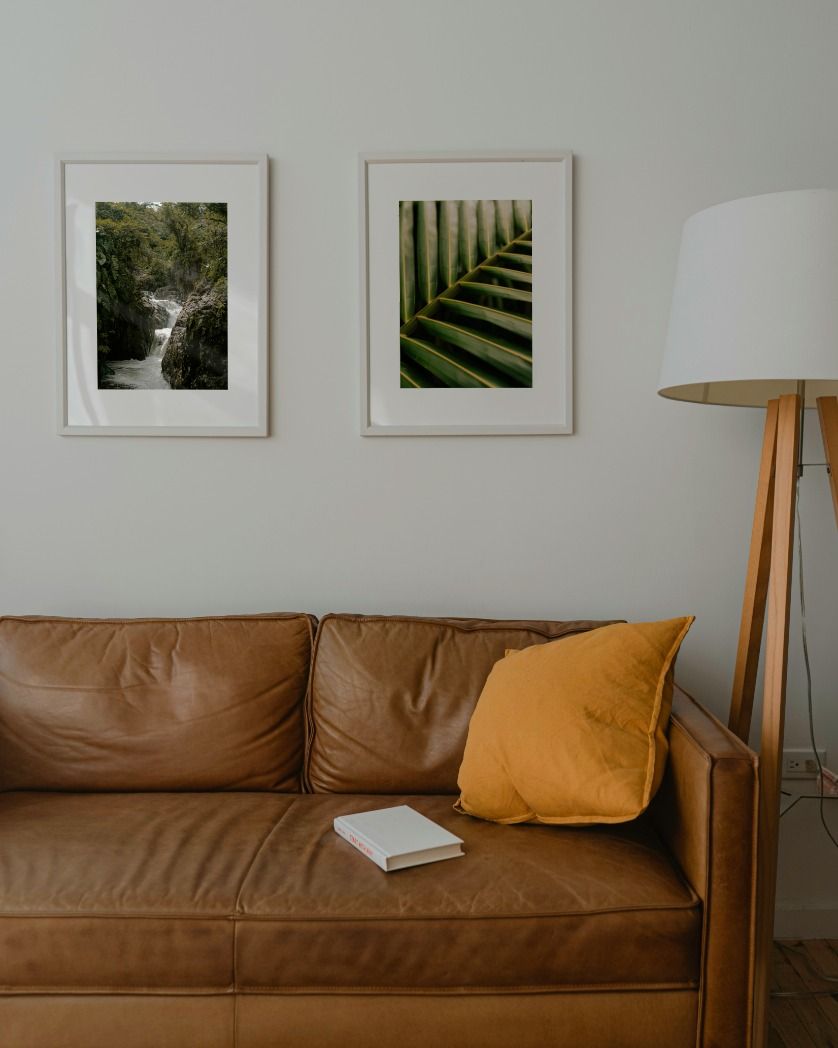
[57,154,268,436]
[360,152,572,435]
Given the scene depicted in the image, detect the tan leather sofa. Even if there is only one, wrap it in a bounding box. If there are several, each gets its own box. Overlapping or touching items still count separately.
[0,613,757,1048]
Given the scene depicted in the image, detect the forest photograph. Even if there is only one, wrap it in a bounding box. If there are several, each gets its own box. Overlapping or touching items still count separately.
[95,201,228,390]
[398,199,532,389]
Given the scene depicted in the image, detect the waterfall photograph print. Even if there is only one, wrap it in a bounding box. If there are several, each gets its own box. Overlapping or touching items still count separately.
[95,202,228,390]
[398,200,532,388]
[60,155,266,435]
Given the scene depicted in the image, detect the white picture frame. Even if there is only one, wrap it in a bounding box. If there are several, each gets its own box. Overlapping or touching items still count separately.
[360,152,573,436]
[57,153,268,436]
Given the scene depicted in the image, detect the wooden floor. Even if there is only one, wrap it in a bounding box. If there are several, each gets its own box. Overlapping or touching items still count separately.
[770,940,838,1047]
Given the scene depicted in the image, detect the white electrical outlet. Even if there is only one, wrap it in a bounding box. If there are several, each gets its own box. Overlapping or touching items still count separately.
[782,748,827,779]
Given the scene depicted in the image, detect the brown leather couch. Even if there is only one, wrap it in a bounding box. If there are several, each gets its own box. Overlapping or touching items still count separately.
[0,613,758,1048]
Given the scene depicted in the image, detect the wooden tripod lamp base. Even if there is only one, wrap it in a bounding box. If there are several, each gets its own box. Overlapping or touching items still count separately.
[820,395,838,527]
[657,188,838,1048]
[728,394,838,1047]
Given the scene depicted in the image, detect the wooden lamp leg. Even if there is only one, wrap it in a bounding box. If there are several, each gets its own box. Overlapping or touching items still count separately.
[729,399,779,743]
[752,393,801,1048]
[818,396,838,528]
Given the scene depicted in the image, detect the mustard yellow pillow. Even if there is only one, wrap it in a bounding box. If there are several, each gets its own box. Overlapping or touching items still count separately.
[455,617,694,825]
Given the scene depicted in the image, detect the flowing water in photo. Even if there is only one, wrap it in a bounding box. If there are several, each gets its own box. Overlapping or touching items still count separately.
[103,296,181,390]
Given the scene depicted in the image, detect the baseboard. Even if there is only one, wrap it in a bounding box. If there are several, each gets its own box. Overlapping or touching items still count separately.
[774,907,838,939]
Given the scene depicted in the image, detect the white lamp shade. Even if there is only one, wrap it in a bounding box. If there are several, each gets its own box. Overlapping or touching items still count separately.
[659,189,838,407]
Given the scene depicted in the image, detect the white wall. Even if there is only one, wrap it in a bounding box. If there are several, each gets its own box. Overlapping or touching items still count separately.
[1,0,836,931]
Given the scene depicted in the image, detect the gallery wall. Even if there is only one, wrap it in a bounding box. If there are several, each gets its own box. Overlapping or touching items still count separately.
[1,0,836,931]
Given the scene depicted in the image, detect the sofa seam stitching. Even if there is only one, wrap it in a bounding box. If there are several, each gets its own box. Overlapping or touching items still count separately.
[0,614,310,625]
[670,693,757,763]
[232,914,238,998]
[0,985,235,994]
[0,981,701,996]
[204,980,702,994]
[0,902,701,921]
[301,617,322,793]
[697,745,714,1046]
[234,903,701,921]
[315,613,617,638]
[232,964,239,1048]
[670,717,757,770]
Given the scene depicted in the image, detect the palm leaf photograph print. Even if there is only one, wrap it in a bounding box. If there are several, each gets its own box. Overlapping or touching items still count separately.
[399,199,532,388]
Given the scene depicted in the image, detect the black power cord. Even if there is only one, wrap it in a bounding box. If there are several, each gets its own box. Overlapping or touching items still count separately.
[767,470,838,1004]
[795,485,838,852]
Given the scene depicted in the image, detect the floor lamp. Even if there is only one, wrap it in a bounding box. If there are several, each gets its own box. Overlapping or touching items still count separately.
[658,189,838,1048]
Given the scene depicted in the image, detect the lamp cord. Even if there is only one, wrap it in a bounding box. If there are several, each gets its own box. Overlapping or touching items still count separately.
[795,484,838,852]
[767,490,838,1002]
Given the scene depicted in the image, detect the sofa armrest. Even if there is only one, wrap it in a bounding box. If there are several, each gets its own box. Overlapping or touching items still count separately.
[650,686,758,1048]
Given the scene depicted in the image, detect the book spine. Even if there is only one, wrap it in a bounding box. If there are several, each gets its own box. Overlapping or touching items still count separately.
[334,820,389,871]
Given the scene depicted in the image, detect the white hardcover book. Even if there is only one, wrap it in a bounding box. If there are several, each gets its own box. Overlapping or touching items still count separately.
[333,805,465,872]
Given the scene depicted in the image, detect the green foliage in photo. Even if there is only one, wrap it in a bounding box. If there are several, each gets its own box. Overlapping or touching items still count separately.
[95,201,227,372]
[399,199,532,389]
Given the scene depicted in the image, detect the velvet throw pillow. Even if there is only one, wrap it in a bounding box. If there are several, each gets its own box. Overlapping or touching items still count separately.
[455,617,694,825]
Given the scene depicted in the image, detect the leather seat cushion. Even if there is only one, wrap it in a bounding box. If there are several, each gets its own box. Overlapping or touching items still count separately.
[0,792,295,991]
[237,794,700,992]
[0,793,700,994]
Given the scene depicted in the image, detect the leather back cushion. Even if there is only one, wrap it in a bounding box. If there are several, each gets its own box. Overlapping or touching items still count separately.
[0,615,314,791]
[305,614,616,794]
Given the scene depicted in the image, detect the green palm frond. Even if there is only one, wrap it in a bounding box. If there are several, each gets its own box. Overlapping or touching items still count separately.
[480,264,532,284]
[401,335,504,388]
[398,198,533,388]
[415,201,438,308]
[476,200,497,259]
[459,281,532,303]
[438,201,459,289]
[495,200,515,246]
[458,200,479,274]
[513,200,532,235]
[398,202,415,325]
[440,297,532,339]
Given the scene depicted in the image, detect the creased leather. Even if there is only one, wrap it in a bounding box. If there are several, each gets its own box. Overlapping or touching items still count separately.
[0,615,314,791]
[0,792,295,915]
[0,791,699,994]
[0,792,294,990]
[236,794,700,991]
[0,615,757,1048]
[305,615,617,793]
